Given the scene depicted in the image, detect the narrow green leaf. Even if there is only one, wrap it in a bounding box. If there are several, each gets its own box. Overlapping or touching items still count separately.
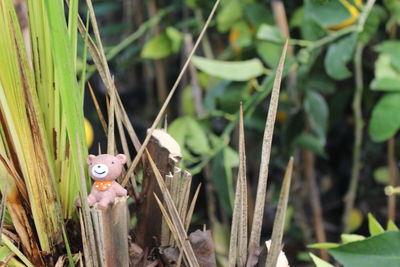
[309,253,335,267]
[341,234,366,244]
[308,243,340,249]
[45,0,87,218]
[368,213,385,236]
[387,220,399,231]
[68,0,78,71]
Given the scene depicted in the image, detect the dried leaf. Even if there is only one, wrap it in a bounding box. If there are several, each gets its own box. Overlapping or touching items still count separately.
[248,40,288,264]
[265,158,293,267]
[129,242,145,266]
[189,230,217,267]
[229,103,248,267]
[160,230,217,267]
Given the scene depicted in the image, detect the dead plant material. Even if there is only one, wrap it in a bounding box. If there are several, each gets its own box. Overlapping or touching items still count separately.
[90,196,130,267]
[160,230,217,267]
[265,158,293,267]
[247,40,288,264]
[229,103,248,267]
[136,129,182,249]
[148,151,199,266]
[303,150,328,261]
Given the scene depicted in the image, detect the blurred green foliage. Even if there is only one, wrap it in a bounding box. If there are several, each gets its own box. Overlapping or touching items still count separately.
[88,0,400,265]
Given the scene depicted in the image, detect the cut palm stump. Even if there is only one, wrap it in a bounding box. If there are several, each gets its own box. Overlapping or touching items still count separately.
[90,196,130,267]
[136,129,193,249]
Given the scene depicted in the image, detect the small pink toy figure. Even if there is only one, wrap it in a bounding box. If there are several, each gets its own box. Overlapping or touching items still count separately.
[87,154,128,210]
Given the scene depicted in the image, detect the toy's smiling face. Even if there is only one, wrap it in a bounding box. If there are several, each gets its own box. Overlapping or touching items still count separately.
[91,163,109,178]
[87,154,127,181]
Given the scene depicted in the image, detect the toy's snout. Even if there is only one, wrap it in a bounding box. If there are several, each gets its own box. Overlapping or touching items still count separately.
[91,164,109,178]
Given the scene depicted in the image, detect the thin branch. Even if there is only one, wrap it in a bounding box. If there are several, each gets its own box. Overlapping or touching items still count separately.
[303,150,329,261]
[387,25,398,223]
[387,137,399,221]
[342,43,365,234]
[342,0,376,234]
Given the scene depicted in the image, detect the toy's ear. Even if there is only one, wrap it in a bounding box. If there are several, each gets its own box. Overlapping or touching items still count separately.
[87,154,96,164]
[116,154,127,164]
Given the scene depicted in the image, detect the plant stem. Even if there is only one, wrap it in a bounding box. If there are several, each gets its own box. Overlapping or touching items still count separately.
[194,9,214,59]
[387,137,399,221]
[387,24,398,222]
[342,0,375,233]
[271,0,299,109]
[342,42,365,233]
[306,26,357,52]
[303,150,329,261]
[148,0,168,106]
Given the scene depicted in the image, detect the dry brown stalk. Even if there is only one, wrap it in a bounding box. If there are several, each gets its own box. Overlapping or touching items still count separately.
[303,150,328,261]
[247,41,288,264]
[147,151,199,267]
[229,104,248,267]
[265,158,293,267]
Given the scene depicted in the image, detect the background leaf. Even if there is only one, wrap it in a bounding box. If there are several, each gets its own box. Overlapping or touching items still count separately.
[368,213,385,236]
[211,147,239,214]
[168,116,210,156]
[191,56,265,81]
[304,90,329,143]
[256,24,283,43]
[306,0,354,29]
[141,28,183,60]
[369,93,400,142]
[216,0,242,32]
[324,33,357,80]
[309,252,335,267]
[329,231,400,267]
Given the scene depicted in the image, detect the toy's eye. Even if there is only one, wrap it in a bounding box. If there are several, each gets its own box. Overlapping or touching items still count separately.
[112,161,115,164]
